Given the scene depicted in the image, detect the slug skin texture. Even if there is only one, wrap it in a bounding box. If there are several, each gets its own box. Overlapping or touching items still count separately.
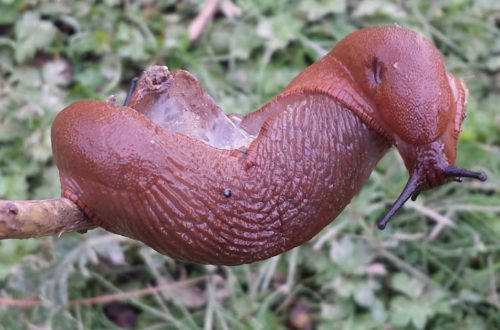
[52,25,485,265]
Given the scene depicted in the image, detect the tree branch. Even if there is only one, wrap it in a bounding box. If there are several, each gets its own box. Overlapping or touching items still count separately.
[0,198,94,239]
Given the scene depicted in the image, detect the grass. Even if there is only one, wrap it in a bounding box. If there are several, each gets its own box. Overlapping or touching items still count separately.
[0,0,499,329]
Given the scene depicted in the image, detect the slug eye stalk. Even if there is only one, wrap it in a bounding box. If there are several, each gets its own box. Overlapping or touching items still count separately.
[443,165,487,182]
[377,166,487,230]
[124,77,139,106]
[377,174,419,230]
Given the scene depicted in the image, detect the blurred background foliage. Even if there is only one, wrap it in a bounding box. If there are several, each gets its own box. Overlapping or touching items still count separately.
[0,0,499,328]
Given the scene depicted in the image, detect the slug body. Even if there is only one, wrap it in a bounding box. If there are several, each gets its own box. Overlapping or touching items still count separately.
[51,25,485,265]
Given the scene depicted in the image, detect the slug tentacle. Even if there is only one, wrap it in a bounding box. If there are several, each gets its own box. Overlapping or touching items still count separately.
[444,165,487,182]
[377,148,487,229]
[377,173,419,230]
[123,77,138,106]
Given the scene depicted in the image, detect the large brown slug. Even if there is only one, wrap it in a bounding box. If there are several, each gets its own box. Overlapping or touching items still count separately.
[51,25,486,265]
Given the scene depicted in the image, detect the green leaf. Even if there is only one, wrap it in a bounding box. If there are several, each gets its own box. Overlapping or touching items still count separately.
[390,272,425,298]
[116,23,150,61]
[0,174,28,199]
[0,240,39,280]
[298,0,346,21]
[256,13,304,52]
[164,24,189,51]
[229,23,262,60]
[353,282,376,307]
[389,296,433,329]
[0,120,26,141]
[33,166,61,199]
[14,12,56,63]
[352,0,407,19]
[320,300,352,320]
[0,1,21,24]
[370,299,387,323]
[329,236,373,273]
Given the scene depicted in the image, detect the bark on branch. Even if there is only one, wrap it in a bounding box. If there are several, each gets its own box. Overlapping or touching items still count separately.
[0,198,94,239]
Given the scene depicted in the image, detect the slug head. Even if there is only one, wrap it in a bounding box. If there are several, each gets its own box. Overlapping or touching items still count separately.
[331,25,487,229]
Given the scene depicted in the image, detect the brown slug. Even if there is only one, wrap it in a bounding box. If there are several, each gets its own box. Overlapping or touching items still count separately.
[51,25,486,265]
